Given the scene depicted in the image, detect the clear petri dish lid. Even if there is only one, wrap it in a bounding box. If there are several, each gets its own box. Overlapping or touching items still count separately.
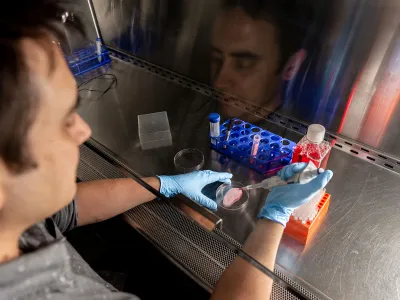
[174,148,204,173]
[216,182,249,211]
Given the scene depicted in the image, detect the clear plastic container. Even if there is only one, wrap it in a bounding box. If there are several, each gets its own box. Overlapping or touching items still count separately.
[209,113,221,137]
[216,182,249,210]
[174,148,204,173]
[251,134,261,156]
[138,111,172,150]
[292,124,331,169]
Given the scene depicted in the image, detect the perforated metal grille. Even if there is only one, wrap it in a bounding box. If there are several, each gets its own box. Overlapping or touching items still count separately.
[78,143,323,299]
[273,269,322,300]
[124,206,224,286]
[79,145,126,179]
[127,202,235,268]
[272,284,302,300]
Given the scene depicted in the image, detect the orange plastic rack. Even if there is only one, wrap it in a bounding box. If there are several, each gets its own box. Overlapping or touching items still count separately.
[284,193,331,244]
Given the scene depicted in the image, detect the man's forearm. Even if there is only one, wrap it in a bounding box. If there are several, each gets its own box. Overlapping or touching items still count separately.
[76,177,160,226]
[211,219,284,300]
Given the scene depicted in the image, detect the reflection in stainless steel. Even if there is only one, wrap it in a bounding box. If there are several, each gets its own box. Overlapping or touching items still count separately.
[84,0,400,158]
[105,48,400,177]
[63,0,98,52]
[77,58,400,299]
[92,0,214,77]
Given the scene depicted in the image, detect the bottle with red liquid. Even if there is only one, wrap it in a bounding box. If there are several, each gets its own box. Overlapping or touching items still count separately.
[292,124,331,169]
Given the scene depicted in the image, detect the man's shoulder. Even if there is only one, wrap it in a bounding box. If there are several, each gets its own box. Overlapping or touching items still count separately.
[19,218,61,251]
[51,199,78,234]
[18,200,76,257]
[1,239,140,300]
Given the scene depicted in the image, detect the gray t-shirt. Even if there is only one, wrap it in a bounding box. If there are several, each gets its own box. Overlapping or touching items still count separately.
[0,200,140,300]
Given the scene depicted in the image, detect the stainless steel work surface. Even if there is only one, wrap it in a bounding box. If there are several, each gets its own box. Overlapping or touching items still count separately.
[77,57,400,300]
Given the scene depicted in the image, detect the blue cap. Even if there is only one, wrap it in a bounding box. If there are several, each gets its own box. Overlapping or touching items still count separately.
[208,113,220,123]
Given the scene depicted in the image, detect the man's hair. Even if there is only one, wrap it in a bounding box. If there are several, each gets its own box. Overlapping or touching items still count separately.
[0,0,83,173]
[222,0,281,29]
[221,0,294,73]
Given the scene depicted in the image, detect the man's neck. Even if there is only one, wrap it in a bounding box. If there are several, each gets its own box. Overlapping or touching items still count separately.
[0,228,23,264]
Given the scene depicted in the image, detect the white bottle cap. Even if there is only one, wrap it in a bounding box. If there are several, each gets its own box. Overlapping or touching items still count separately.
[306,124,326,143]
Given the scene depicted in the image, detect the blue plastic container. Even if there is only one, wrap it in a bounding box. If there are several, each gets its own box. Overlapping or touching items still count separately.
[66,42,111,76]
[210,118,296,174]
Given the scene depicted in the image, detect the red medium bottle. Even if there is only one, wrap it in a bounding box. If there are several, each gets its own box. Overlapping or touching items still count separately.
[292,124,331,169]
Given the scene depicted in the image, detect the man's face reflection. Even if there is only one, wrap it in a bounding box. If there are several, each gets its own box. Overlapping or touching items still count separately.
[211,7,281,118]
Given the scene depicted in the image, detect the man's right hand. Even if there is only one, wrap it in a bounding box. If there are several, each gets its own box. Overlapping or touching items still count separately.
[258,163,333,227]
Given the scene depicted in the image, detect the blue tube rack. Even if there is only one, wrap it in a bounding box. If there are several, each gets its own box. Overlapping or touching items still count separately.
[210,119,296,174]
[66,43,111,76]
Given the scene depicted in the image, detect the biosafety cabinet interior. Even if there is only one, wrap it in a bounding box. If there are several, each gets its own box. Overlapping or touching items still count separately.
[69,1,400,299]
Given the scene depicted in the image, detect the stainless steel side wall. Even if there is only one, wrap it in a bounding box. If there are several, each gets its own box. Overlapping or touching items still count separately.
[86,0,400,157]
[63,0,98,52]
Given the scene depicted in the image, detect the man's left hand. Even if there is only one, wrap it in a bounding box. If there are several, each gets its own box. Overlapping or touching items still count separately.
[158,170,232,211]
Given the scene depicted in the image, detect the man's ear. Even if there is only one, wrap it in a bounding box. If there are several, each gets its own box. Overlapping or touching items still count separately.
[281,49,307,81]
[0,160,9,211]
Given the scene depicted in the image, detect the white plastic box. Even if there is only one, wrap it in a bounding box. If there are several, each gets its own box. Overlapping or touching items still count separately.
[138,111,172,150]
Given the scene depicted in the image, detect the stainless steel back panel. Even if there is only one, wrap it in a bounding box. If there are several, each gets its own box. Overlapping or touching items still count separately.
[84,0,400,158]
[108,49,400,176]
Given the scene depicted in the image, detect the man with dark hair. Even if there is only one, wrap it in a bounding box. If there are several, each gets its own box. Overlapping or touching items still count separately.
[211,1,289,118]
[0,1,332,299]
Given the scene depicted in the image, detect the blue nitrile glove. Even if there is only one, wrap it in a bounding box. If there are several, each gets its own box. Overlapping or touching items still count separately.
[258,163,333,227]
[157,170,233,211]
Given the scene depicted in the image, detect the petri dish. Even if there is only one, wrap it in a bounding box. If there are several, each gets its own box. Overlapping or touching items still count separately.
[174,148,204,173]
[216,182,249,210]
